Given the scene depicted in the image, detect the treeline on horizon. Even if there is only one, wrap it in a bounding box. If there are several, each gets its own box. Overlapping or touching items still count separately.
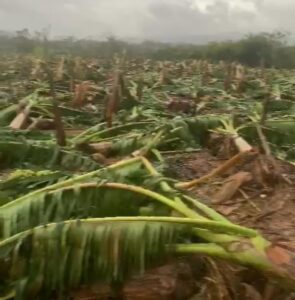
[1,29,295,68]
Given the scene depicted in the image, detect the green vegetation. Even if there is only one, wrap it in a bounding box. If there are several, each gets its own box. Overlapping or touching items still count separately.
[0,53,294,299]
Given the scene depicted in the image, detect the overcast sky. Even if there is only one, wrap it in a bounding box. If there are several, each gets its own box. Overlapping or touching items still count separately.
[0,0,293,42]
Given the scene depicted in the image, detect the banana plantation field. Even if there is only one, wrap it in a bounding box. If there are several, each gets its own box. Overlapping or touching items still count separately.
[0,56,295,300]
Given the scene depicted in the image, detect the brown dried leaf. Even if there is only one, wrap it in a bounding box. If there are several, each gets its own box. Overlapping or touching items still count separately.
[217,204,240,216]
[212,172,252,204]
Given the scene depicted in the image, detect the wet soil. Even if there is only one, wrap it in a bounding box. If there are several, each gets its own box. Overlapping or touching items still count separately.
[165,151,295,300]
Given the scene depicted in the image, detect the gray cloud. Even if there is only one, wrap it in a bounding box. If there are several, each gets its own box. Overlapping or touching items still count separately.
[141,0,260,42]
[0,0,294,42]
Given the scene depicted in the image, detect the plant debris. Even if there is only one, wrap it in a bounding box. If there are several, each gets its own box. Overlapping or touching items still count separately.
[0,56,294,300]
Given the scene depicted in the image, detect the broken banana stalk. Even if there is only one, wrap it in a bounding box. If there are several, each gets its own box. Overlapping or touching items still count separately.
[176,150,257,190]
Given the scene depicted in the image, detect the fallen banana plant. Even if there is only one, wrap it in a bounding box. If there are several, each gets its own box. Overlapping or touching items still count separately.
[212,118,253,152]
[0,157,295,299]
[1,56,295,300]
